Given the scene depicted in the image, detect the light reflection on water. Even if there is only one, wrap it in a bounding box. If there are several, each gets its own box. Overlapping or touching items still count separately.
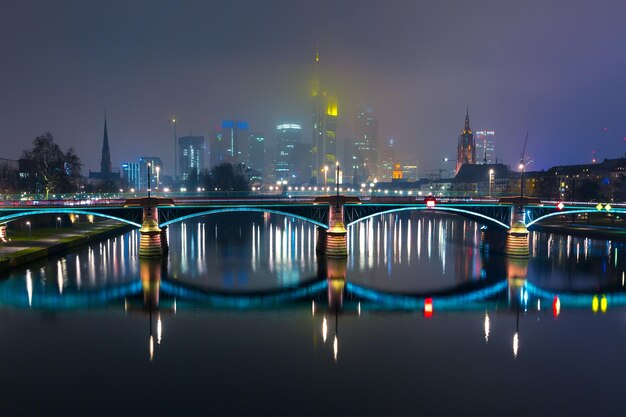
[0,213,623,415]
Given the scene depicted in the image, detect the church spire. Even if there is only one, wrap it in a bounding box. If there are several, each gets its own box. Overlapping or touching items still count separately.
[464,107,470,132]
[100,112,112,175]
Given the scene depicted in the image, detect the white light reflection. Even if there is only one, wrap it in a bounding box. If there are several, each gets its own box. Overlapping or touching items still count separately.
[333,335,338,362]
[322,316,328,343]
[26,269,33,307]
[149,335,154,361]
[312,300,315,316]
[57,260,64,294]
[513,332,519,358]
[417,219,421,259]
[157,314,162,344]
[407,219,411,263]
[358,302,361,316]
[484,313,490,342]
[75,254,81,289]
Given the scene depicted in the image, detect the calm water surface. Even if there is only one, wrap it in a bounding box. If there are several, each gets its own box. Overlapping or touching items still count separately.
[0,212,624,416]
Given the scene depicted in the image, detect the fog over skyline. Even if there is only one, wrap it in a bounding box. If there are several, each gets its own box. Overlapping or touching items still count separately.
[2,0,626,176]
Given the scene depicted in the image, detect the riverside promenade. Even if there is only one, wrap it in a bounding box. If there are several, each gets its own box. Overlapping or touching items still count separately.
[0,220,131,272]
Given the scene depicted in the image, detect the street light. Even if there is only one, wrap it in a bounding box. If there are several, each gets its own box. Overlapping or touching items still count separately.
[56,217,61,229]
[155,166,160,191]
[26,221,31,248]
[323,165,329,189]
[489,169,495,197]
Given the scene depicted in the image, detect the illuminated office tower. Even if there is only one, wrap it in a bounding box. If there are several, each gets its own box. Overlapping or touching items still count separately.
[248,132,266,176]
[121,162,140,190]
[352,107,379,181]
[177,136,204,182]
[457,108,476,173]
[310,50,339,184]
[475,130,496,164]
[219,120,249,165]
[275,123,302,182]
[380,138,397,181]
[138,157,163,191]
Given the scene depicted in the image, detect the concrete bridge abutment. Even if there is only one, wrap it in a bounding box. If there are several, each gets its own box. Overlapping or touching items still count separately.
[124,197,175,258]
[315,201,348,257]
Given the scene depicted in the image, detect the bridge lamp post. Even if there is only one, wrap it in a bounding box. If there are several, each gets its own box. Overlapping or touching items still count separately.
[147,162,152,199]
[155,166,160,191]
[489,169,495,197]
[56,217,61,229]
[335,162,341,211]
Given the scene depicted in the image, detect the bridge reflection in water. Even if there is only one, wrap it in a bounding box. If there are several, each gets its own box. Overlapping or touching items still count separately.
[2,254,626,361]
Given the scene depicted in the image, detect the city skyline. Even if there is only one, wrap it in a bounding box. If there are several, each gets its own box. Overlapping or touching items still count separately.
[2,0,626,175]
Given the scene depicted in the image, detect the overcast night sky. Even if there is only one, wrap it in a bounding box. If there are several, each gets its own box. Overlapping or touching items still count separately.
[2,0,626,176]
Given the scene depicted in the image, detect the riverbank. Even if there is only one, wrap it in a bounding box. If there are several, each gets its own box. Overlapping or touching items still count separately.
[0,221,134,272]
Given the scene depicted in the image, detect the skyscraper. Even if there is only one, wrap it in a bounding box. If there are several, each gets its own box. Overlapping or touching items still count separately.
[121,162,140,190]
[177,136,204,182]
[219,120,249,165]
[352,107,379,181]
[310,50,339,184]
[248,131,266,177]
[138,157,163,191]
[457,109,476,173]
[275,123,302,182]
[475,130,496,164]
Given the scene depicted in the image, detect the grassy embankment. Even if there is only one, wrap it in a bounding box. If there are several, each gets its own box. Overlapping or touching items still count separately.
[0,221,133,272]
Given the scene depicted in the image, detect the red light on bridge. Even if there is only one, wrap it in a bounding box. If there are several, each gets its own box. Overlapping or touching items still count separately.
[556,202,564,210]
[553,296,561,317]
[424,297,433,317]
[425,197,436,208]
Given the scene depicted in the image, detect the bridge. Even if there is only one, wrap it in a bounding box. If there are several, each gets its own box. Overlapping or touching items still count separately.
[0,195,624,258]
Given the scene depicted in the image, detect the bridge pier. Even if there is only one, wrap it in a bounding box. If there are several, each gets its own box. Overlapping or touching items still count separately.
[139,206,164,258]
[0,223,6,243]
[504,207,529,258]
[323,206,348,257]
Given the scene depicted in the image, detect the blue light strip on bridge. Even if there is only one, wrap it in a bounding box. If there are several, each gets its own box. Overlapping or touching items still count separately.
[0,209,142,228]
[346,206,510,229]
[525,208,626,228]
[524,281,626,307]
[0,281,143,309]
[345,281,508,309]
[159,280,328,308]
[159,207,328,229]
